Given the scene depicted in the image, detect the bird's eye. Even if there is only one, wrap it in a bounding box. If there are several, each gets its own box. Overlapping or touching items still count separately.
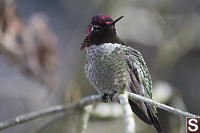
[91,25,101,32]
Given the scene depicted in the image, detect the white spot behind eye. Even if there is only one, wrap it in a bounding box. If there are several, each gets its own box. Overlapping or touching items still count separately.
[90,26,94,31]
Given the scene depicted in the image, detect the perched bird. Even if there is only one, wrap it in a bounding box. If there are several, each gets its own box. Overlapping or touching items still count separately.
[81,14,162,133]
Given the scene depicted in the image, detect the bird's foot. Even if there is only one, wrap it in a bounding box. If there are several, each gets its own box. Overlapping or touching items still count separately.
[102,93,115,102]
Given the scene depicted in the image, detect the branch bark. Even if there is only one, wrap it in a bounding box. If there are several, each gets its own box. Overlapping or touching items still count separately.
[77,105,94,133]
[0,95,102,131]
[119,92,135,133]
[128,92,197,117]
[0,92,198,131]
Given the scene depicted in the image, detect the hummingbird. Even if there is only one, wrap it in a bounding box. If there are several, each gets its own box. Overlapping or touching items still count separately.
[81,14,162,133]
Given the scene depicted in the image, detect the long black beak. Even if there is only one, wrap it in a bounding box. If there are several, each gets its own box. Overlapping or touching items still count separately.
[110,16,124,25]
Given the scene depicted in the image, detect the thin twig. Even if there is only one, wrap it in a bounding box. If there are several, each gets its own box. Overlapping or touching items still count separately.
[119,92,135,133]
[128,92,198,117]
[77,105,94,133]
[0,95,102,131]
[0,92,198,131]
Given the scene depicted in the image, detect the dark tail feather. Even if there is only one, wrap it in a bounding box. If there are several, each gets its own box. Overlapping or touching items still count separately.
[128,100,151,124]
[129,100,162,133]
[147,107,163,133]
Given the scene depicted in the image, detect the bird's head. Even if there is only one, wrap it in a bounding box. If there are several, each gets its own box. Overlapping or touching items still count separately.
[81,14,124,50]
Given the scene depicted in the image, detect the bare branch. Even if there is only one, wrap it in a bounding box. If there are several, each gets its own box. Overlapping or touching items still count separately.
[0,92,198,131]
[119,92,135,133]
[77,105,94,133]
[127,92,198,117]
[0,95,102,131]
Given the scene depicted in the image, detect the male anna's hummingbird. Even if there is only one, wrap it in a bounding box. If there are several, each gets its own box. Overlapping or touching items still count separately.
[81,14,162,133]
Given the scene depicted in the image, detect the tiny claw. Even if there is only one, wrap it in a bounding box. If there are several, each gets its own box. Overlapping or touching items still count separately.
[102,94,108,103]
[102,93,114,102]
[108,94,115,100]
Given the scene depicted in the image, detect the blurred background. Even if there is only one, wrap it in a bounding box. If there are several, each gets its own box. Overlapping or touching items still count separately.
[0,0,199,133]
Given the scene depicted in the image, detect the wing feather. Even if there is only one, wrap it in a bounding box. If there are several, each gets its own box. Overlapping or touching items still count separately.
[124,47,152,99]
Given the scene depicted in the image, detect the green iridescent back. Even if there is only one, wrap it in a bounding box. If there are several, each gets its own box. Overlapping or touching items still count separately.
[120,45,153,99]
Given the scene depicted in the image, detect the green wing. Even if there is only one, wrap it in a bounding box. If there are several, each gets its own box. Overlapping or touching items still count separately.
[120,45,162,132]
[122,46,152,99]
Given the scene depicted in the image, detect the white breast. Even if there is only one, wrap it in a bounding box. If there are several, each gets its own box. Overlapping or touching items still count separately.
[85,43,128,95]
[86,43,122,60]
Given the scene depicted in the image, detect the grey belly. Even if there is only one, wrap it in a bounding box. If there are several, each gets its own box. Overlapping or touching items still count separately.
[85,52,129,95]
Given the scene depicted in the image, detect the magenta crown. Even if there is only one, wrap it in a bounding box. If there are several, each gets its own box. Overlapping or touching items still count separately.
[80,14,124,50]
[91,14,113,26]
